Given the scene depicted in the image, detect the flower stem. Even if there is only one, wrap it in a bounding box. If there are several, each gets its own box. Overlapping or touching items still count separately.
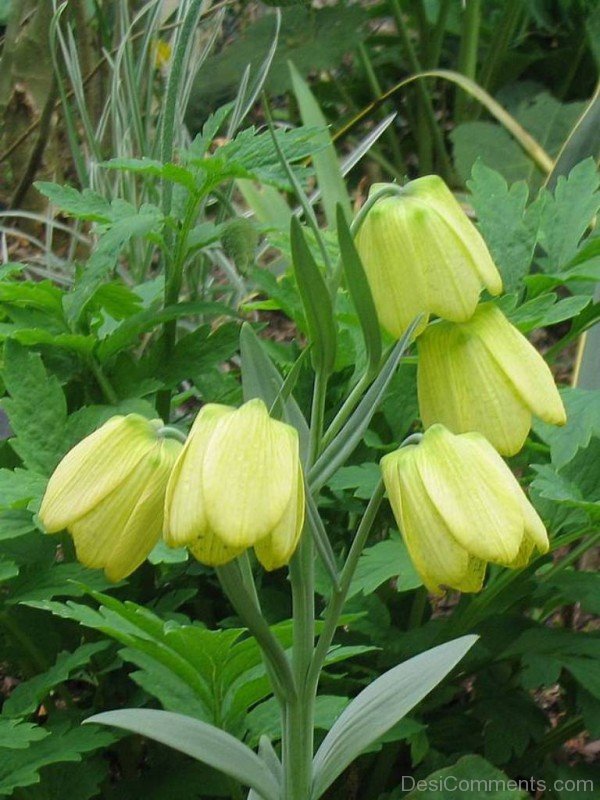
[307,480,385,694]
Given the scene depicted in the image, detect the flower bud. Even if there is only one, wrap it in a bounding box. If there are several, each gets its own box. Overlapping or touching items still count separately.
[39,414,182,582]
[164,398,305,571]
[417,302,566,456]
[381,425,549,595]
[354,176,502,338]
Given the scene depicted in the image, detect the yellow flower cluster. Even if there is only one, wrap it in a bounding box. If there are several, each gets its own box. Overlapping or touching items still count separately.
[39,401,304,581]
[356,176,566,593]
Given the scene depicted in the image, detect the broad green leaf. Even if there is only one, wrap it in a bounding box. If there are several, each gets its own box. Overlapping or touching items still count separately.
[534,388,600,468]
[290,217,336,376]
[25,759,107,800]
[403,754,529,799]
[0,509,35,541]
[0,719,48,750]
[0,722,116,797]
[3,642,109,717]
[6,562,112,604]
[289,62,351,228]
[101,158,197,191]
[507,293,591,332]
[34,183,112,222]
[561,657,600,699]
[0,468,46,509]
[237,180,292,229]
[85,709,280,800]
[0,341,67,475]
[327,463,381,500]
[311,635,477,799]
[347,535,422,599]
[537,158,600,271]
[336,205,381,374]
[547,85,600,191]
[467,162,539,292]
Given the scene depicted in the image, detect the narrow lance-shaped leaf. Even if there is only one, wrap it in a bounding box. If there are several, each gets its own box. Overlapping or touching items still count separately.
[309,317,421,491]
[336,204,382,376]
[289,60,352,229]
[311,635,478,799]
[84,709,280,800]
[290,217,337,377]
[239,323,309,463]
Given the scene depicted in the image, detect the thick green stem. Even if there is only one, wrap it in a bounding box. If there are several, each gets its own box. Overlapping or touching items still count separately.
[478,0,522,95]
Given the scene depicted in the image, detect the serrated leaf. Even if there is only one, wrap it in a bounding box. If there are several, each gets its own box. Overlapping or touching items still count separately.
[34,183,112,222]
[0,469,46,510]
[64,205,163,323]
[85,709,280,800]
[3,642,109,717]
[312,636,477,798]
[0,718,48,750]
[467,162,539,293]
[1,341,67,474]
[290,217,336,376]
[347,535,422,599]
[537,158,600,271]
[0,722,116,796]
[534,387,600,468]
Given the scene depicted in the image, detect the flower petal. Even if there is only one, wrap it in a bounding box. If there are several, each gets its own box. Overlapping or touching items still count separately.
[187,530,245,567]
[163,404,234,547]
[381,448,474,594]
[254,463,305,571]
[355,197,429,338]
[40,415,158,532]
[418,320,532,456]
[202,400,299,548]
[470,303,567,426]
[417,426,523,565]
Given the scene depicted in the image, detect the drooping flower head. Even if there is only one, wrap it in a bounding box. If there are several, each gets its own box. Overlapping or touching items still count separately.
[381,424,549,595]
[39,414,182,581]
[354,175,502,338]
[164,398,305,571]
[417,302,566,456]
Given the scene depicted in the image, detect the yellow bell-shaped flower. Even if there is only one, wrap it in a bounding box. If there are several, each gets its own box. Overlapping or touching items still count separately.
[164,398,305,571]
[417,302,567,456]
[381,424,549,595]
[354,175,502,338]
[39,414,182,582]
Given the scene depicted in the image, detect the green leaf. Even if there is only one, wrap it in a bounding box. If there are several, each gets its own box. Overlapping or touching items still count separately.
[290,217,337,376]
[0,341,67,475]
[534,388,600,468]
[309,320,420,491]
[239,323,309,460]
[347,535,422,599]
[336,205,381,374]
[537,158,600,271]
[97,300,233,361]
[507,293,591,332]
[0,722,116,797]
[403,754,529,799]
[289,63,351,228]
[0,719,48,750]
[467,162,539,292]
[85,709,280,800]
[0,469,46,510]
[34,183,112,222]
[64,204,163,323]
[311,635,477,798]
[3,643,109,717]
[327,463,381,500]
[247,695,348,746]
[561,657,600,699]
[101,158,197,191]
